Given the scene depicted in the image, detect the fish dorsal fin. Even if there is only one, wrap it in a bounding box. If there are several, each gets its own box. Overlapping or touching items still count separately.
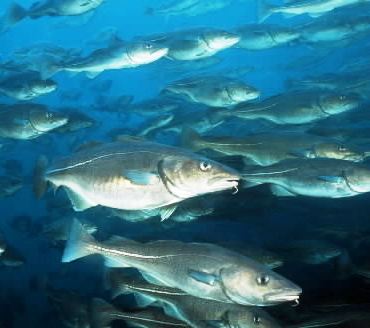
[74,141,103,152]
[114,135,146,143]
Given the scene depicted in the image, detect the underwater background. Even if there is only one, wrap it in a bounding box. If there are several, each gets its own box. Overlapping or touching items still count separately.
[1,0,370,327]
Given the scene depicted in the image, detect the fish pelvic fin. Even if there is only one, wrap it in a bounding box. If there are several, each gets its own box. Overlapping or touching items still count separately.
[90,298,117,328]
[33,155,48,199]
[62,219,97,263]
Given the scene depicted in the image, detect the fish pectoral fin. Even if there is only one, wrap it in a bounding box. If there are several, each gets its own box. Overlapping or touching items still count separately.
[188,269,219,286]
[160,204,178,222]
[64,188,95,211]
[318,176,345,184]
[270,185,296,197]
[125,170,160,185]
[114,135,146,143]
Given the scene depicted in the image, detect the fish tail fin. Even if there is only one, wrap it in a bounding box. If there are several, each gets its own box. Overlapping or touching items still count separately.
[257,0,274,23]
[0,3,27,32]
[181,126,202,150]
[33,156,48,199]
[104,269,133,299]
[62,219,97,263]
[90,298,118,328]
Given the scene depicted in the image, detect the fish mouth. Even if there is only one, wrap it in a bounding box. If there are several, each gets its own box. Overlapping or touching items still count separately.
[264,288,302,303]
[209,176,240,193]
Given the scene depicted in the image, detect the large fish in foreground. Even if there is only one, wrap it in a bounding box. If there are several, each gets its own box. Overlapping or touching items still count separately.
[34,138,240,218]
[106,271,282,328]
[62,219,302,306]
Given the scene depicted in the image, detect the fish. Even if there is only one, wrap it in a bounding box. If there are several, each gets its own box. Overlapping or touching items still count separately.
[298,15,370,44]
[147,28,240,61]
[275,240,343,265]
[62,219,302,306]
[146,0,243,17]
[242,158,370,198]
[91,298,189,328]
[106,271,282,328]
[44,39,169,78]
[212,90,361,125]
[4,0,104,23]
[0,104,68,140]
[235,24,300,50]
[182,128,366,166]
[33,138,240,219]
[163,76,260,108]
[0,72,57,100]
[258,0,370,22]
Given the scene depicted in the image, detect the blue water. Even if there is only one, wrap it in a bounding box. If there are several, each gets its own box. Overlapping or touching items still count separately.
[1,0,370,327]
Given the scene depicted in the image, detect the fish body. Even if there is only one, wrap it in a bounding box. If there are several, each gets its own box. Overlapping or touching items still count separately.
[236,24,300,50]
[107,272,282,328]
[259,0,369,21]
[182,129,365,166]
[59,41,168,77]
[149,28,240,61]
[217,91,360,124]
[62,220,302,306]
[0,73,56,100]
[0,104,68,140]
[34,139,240,213]
[242,158,370,198]
[164,76,259,108]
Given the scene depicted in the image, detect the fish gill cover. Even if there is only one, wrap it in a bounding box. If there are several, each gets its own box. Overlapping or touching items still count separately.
[0,0,370,327]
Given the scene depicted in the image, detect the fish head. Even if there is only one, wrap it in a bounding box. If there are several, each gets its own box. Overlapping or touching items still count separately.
[30,110,69,132]
[345,166,370,193]
[227,83,260,103]
[220,264,302,306]
[203,30,240,50]
[127,42,169,65]
[313,143,365,162]
[319,92,361,115]
[227,308,282,328]
[31,79,57,95]
[158,155,240,199]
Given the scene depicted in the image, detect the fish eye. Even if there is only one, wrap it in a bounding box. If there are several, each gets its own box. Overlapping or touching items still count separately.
[256,275,270,286]
[253,315,261,325]
[200,161,212,172]
[145,43,153,49]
